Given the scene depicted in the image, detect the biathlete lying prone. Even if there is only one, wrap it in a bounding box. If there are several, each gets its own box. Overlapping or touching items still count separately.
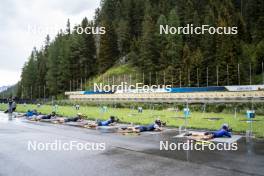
[28,111,57,121]
[56,113,86,123]
[119,119,166,133]
[184,124,232,140]
[16,109,40,119]
[84,116,120,128]
[56,114,119,128]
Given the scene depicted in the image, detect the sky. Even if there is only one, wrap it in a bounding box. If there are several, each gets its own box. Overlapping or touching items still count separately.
[0,0,100,87]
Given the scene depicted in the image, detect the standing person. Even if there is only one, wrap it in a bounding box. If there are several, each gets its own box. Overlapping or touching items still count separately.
[11,99,16,112]
[138,107,143,113]
[4,98,13,113]
[75,104,80,110]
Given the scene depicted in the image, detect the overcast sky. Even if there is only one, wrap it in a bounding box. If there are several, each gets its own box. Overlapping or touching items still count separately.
[0,0,100,87]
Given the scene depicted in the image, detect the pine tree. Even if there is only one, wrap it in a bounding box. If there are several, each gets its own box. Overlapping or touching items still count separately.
[190,48,203,86]
[117,19,130,56]
[36,51,47,98]
[98,20,119,73]
[79,18,97,78]
[57,35,71,92]
[21,48,38,98]
[182,43,191,86]
[66,18,71,35]
[156,14,168,70]
[46,34,62,96]
[166,8,183,70]
[69,30,82,87]
[129,0,145,38]
[139,2,159,84]
[200,4,216,86]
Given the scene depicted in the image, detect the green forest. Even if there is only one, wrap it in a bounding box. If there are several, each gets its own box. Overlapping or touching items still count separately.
[3,0,264,99]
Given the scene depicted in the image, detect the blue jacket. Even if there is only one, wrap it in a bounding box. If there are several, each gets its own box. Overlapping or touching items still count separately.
[213,129,231,138]
[26,111,34,117]
[98,119,114,126]
[136,124,156,132]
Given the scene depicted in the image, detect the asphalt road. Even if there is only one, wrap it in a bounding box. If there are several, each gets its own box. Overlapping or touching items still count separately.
[0,112,263,176]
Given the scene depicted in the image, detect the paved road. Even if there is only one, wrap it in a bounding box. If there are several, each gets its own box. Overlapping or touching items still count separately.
[0,112,263,176]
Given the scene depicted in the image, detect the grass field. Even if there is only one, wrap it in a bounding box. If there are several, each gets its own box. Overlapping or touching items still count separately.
[1,103,264,138]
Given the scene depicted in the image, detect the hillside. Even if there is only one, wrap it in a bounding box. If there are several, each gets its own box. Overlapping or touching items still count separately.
[0,85,18,98]
[0,86,9,93]
[10,0,264,99]
[86,64,140,90]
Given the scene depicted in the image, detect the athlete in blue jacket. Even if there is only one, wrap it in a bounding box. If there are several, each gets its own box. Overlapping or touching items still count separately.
[121,119,166,133]
[97,116,119,126]
[204,124,232,138]
[25,110,39,117]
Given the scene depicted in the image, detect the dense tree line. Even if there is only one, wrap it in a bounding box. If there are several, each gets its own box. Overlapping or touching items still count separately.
[16,0,264,99]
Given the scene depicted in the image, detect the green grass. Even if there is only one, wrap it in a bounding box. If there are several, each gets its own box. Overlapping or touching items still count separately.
[1,103,264,138]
